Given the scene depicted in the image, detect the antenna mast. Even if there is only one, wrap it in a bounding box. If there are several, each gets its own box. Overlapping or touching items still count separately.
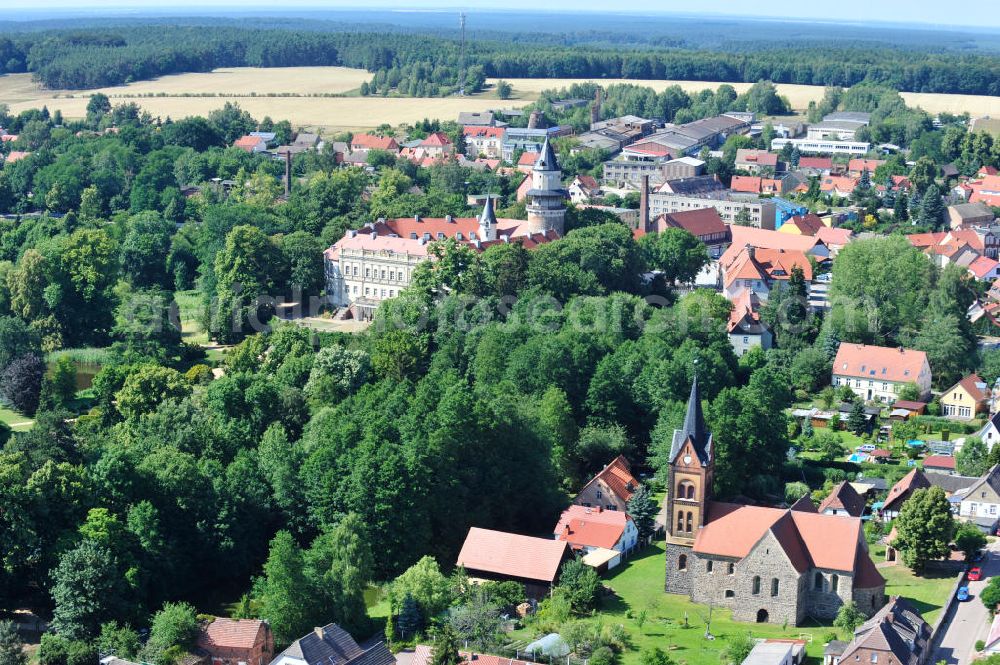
[459,12,467,96]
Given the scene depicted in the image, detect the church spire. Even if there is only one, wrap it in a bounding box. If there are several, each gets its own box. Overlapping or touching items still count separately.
[534,136,559,171]
[669,375,713,465]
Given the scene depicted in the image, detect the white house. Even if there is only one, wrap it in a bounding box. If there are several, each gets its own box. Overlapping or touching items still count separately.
[980,411,1000,453]
[832,343,932,403]
[553,504,639,569]
[954,465,1000,528]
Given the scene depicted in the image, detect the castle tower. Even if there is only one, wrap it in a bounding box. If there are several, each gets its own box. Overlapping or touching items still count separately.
[666,376,714,543]
[478,194,497,242]
[526,138,566,236]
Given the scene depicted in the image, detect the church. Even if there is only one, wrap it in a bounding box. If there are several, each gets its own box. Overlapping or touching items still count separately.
[664,378,886,625]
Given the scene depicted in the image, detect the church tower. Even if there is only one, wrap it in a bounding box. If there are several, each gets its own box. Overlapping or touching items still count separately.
[667,376,714,542]
[526,138,566,236]
[664,376,714,595]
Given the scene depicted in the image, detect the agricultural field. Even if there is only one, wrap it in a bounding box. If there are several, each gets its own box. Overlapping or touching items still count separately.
[4,67,1000,131]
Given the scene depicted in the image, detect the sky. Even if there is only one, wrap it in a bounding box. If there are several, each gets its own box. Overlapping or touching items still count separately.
[4,0,1000,30]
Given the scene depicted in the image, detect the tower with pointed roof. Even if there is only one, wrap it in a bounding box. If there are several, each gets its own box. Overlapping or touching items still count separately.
[525,137,566,236]
[666,376,714,545]
[479,194,497,241]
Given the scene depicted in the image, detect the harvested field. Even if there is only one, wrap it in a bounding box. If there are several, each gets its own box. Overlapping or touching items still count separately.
[3,68,999,131]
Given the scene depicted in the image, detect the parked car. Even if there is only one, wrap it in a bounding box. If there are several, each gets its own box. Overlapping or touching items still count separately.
[957,586,970,601]
[858,444,877,453]
[969,566,983,581]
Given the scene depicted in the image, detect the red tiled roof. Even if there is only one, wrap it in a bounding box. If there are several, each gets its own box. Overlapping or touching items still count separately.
[234,135,264,150]
[833,343,928,384]
[882,469,931,513]
[815,226,852,248]
[798,157,832,170]
[923,455,955,470]
[723,246,813,288]
[820,176,859,193]
[736,149,778,166]
[849,159,885,173]
[730,175,763,193]
[420,132,452,147]
[721,226,823,266]
[905,231,947,248]
[970,175,1000,207]
[456,527,569,584]
[951,373,990,401]
[582,455,638,504]
[463,126,505,138]
[575,175,599,190]
[659,207,727,239]
[412,646,543,665]
[517,151,538,167]
[4,151,30,164]
[197,619,267,651]
[727,290,764,333]
[783,213,825,236]
[693,502,882,581]
[351,133,399,151]
[554,505,630,550]
[0,134,18,143]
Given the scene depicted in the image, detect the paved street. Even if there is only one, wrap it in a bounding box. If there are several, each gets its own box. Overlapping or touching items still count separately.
[933,540,998,665]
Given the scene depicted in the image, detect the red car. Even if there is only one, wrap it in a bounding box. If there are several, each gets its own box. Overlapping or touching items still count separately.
[969,566,983,581]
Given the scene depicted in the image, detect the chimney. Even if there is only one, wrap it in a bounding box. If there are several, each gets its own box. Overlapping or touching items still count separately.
[284,150,292,197]
[746,244,755,260]
[446,214,454,223]
[640,175,650,231]
[370,232,377,240]
[313,627,324,640]
[414,214,421,222]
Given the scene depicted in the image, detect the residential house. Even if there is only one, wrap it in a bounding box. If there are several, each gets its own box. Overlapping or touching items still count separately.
[847,159,885,177]
[268,625,394,665]
[416,132,453,159]
[568,175,601,204]
[970,175,1000,208]
[502,126,568,162]
[5,151,31,164]
[456,527,571,597]
[952,465,1000,532]
[922,455,956,475]
[735,149,780,174]
[721,245,813,302]
[940,374,989,420]
[349,134,399,154]
[198,619,274,665]
[826,598,930,665]
[741,641,805,665]
[573,455,639,512]
[948,202,995,229]
[796,156,833,176]
[817,481,866,518]
[969,255,1000,281]
[665,380,886,626]
[815,227,853,254]
[457,111,499,127]
[463,126,504,159]
[831,343,932,403]
[727,290,773,357]
[233,135,267,153]
[553,505,639,569]
[819,176,860,198]
[880,469,932,520]
[722,225,830,262]
[980,412,1000,452]
[779,213,826,236]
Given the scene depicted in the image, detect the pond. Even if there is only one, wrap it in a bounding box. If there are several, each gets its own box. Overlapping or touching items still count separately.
[47,360,101,391]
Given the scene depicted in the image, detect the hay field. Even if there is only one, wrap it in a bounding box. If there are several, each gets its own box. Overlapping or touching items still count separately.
[3,67,999,131]
[486,77,1000,117]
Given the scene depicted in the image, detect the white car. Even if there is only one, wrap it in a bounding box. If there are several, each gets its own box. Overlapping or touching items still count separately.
[858,444,877,453]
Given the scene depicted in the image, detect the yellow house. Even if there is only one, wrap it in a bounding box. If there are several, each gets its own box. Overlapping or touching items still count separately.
[940,373,989,420]
[778,213,827,235]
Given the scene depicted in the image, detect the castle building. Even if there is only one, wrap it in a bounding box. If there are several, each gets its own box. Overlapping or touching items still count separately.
[525,138,567,236]
[664,378,886,625]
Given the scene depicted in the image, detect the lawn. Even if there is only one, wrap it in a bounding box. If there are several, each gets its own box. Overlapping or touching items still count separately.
[0,405,33,431]
[175,290,210,346]
[512,541,959,665]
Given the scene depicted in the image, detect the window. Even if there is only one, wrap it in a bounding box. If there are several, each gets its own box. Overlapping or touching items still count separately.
[831,574,839,592]
[678,554,687,571]
[771,578,779,597]
[728,562,735,575]
[752,576,761,595]
[677,511,684,532]
[686,512,693,533]
[365,268,371,278]
[725,590,734,598]
[870,655,877,664]
[596,490,603,499]
[706,560,714,573]
[814,572,823,590]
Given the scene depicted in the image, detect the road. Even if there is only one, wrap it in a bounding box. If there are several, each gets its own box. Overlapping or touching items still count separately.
[932,540,998,665]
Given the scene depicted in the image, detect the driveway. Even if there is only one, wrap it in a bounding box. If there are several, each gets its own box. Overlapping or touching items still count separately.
[932,540,999,665]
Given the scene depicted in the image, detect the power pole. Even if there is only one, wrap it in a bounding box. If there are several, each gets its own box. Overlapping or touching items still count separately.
[459,12,467,96]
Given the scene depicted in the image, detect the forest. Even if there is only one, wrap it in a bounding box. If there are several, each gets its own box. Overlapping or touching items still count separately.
[2,18,1000,95]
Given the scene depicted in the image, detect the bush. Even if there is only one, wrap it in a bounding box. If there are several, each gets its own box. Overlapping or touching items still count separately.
[557,559,601,613]
[978,640,987,652]
[184,364,213,385]
[590,646,615,665]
